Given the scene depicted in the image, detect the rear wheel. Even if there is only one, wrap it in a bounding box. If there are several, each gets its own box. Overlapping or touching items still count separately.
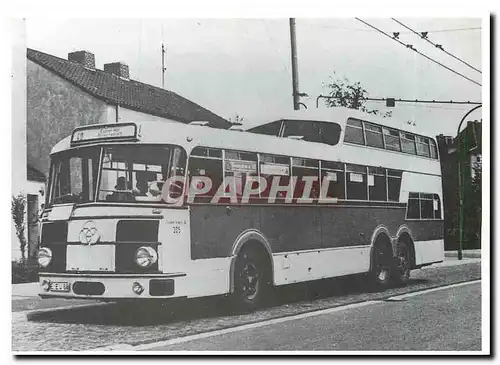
[393,242,411,284]
[231,247,271,312]
[369,243,393,290]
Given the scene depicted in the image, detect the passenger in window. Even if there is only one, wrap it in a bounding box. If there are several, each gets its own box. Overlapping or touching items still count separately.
[134,175,150,197]
[108,176,134,202]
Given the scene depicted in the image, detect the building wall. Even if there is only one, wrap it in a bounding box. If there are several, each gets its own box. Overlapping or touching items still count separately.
[110,105,180,124]
[26,60,109,176]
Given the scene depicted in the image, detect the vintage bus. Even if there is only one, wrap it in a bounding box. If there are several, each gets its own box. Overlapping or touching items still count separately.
[37,108,444,310]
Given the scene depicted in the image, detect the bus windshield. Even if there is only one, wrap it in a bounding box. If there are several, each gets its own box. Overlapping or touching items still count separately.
[48,145,186,206]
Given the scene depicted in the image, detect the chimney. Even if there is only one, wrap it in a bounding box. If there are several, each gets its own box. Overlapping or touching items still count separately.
[68,50,95,69]
[104,62,129,79]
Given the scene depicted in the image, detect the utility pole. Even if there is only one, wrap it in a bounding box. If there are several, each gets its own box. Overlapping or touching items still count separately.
[289,18,300,110]
[161,43,167,89]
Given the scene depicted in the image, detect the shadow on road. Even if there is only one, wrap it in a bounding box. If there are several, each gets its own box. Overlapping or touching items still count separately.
[27,275,430,326]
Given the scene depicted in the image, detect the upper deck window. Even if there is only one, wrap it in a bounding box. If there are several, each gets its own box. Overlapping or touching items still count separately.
[416,136,431,157]
[247,121,282,136]
[343,118,438,160]
[344,119,365,145]
[400,132,417,155]
[383,128,401,152]
[364,123,384,149]
[429,139,438,159]
[282,120,341,146]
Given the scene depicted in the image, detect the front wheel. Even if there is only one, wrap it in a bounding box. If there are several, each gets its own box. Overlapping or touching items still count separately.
[231,247,271,312]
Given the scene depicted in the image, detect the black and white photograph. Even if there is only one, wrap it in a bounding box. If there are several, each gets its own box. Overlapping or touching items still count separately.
[7,5,490,355]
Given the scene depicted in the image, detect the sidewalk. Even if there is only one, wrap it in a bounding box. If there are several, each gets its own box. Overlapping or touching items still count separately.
[12,282,40,299]
[444,249,481,259]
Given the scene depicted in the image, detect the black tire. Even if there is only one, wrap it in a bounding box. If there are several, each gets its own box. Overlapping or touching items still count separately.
[231,246,271,312]
[369,243,394,290]
[392,241,411,284]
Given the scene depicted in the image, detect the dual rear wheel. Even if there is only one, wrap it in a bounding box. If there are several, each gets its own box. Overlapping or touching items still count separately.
[370,240,412,289]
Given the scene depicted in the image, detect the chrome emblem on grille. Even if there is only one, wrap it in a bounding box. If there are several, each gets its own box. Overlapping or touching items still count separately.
[79,220,100,245]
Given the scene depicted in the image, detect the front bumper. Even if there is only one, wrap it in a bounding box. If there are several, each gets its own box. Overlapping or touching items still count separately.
[38,272,187,300]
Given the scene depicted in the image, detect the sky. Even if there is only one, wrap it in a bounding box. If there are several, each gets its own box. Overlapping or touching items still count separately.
[25,18,483,137]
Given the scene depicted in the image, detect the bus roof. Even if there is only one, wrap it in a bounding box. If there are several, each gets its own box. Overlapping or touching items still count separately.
[243,107,429,136]
[51,116,440,176]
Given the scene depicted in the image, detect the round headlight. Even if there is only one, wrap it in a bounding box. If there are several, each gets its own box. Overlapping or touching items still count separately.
[37,247,52,267]
[134,246,158,268]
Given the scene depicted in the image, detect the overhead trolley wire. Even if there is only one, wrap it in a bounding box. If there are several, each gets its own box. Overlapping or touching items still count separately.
[391,18,481,74]
[354,18,482,87]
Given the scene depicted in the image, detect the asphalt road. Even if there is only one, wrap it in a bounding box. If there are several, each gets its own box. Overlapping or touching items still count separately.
[142,281,482,351]
[12,260,482,351]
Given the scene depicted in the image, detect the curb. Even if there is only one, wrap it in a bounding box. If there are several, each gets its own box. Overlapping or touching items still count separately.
[444,250,481,259]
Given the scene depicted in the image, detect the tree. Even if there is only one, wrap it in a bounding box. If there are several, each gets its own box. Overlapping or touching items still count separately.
[11,194,27,262]
[228,113,245,126]
[323,73,392,118]
[464,157,481,248]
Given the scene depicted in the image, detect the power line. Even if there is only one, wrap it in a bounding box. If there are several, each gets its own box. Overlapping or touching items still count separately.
[298,23,481,34]
[391,18,481,74]
[354,18,482,87]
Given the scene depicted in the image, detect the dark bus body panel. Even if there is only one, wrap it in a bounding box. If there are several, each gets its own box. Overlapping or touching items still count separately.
[189,204,444,260]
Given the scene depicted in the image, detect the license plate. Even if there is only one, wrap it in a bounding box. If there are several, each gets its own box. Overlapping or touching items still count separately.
[50,282,71,292]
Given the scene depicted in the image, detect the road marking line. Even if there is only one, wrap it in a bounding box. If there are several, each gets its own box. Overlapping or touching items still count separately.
[131,300,383,351]
[387,279,481,301]
[131,279,482,351]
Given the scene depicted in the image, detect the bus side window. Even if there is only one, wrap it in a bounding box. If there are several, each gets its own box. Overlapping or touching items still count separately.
[320,161,345,200]
[292,158,320,200]
[224,150,258,201]
[259,154,291,201]
[433,194,442,219]
[248,121,282,136]
[406,192,420,219]
[344,119,365,145]
[429,139,438,159]
[346,164,367,200]
[188,148,223,202]
[387,169,402,202]
[318,122,341,146]
[368,166,387,201]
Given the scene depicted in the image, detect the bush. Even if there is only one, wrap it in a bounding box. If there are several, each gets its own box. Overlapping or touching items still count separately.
[12,260,39,284]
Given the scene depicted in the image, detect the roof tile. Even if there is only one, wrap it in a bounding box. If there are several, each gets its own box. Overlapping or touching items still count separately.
[27,48,230,129]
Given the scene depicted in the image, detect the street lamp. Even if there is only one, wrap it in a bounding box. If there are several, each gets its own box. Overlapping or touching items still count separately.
[456,104,482,260]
